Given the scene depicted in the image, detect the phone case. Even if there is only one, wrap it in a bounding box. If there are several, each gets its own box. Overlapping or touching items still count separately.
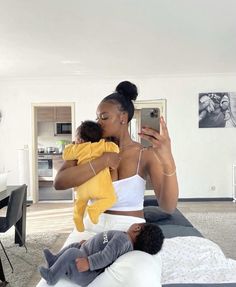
[140,108,160,147]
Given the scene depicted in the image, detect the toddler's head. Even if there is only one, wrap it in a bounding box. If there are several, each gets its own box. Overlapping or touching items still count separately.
[75,121,103,144]
[127,222,164,255]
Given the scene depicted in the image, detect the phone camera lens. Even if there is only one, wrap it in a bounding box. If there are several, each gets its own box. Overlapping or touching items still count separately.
[150,109,158,118]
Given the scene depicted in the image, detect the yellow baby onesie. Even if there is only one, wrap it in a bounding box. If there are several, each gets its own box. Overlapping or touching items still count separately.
[63,139,119,232]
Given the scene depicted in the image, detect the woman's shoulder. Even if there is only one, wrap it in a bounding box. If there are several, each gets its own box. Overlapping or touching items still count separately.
[120,142,155,161]
[140,147,162,168]
[122,143,153,159]
[129,144,156,167]
[139,146,155,156]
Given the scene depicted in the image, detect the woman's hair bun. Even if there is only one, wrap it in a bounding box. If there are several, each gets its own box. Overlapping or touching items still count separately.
[115,81,138,101]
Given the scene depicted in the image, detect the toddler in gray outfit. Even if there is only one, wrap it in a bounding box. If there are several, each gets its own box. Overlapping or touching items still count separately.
[39,222,164,286]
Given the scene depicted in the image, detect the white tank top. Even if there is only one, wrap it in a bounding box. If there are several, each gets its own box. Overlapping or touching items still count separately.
[109,149,146,211]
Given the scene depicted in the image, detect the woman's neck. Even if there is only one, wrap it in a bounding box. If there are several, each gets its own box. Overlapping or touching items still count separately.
[119,139,134,149]
[117,129,133,148]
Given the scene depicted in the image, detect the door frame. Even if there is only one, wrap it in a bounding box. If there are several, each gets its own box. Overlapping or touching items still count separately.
[134,99,166,118]
[31,102,75,203]
[131,99,167,142]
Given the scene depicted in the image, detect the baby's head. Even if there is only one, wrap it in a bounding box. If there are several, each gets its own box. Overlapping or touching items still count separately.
[75,121,103,144]
[127,223,164,255]
[220,94,230,110]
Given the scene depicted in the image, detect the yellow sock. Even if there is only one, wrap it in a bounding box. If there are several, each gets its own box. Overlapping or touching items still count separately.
[87,208,100,224]
[74,217,85,232]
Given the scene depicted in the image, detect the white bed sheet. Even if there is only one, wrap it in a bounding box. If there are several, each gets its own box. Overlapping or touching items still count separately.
[161,236,236,284]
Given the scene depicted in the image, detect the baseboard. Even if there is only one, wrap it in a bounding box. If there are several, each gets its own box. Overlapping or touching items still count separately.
[178,197,234,202]
[144,195,235,204]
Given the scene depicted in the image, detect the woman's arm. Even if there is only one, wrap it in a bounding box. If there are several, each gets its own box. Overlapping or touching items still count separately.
[54,152,121,190]
[147,151,178,214]
[139,117,179,213]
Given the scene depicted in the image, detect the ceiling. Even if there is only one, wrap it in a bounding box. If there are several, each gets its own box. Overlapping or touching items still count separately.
[1,0,236,79]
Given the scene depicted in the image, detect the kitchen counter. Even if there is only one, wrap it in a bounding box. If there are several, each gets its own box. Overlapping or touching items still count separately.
[38,153,62,155]
[38,153,64,182]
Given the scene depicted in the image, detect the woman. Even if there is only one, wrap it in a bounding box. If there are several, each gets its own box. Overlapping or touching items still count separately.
[52,81,178,287]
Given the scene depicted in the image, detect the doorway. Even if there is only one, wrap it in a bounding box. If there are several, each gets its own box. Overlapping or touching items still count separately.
[31,103,75,203]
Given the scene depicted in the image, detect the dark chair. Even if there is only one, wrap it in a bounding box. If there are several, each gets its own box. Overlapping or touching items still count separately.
[0,184,27,273]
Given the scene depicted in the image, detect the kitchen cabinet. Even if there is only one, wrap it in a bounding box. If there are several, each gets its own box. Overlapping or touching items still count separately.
[37,107,55,122]
[55,107,71,122]
[37,107,71,122]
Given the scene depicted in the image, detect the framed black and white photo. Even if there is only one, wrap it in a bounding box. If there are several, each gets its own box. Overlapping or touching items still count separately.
[199,92,236,128]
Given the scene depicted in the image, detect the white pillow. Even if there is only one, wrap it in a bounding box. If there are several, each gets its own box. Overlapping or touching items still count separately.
[37,228,162,287]
[89,251,162,287]
[37,251,162,287]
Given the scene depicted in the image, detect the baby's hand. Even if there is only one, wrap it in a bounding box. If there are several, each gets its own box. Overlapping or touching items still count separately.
[110,168,118,181]
[76,257,89,272]
[102,152,121,170]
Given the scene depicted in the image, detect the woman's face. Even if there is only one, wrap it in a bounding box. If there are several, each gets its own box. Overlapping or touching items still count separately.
[96,101,124,138]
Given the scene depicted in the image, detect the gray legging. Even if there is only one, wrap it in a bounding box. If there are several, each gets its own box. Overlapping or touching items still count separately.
[39,243,101,286]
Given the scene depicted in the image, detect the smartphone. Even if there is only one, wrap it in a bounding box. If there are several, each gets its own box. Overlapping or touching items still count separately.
[140,108,160,147]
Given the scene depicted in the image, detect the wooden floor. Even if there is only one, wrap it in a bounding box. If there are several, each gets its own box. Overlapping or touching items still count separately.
[26,202,74,234]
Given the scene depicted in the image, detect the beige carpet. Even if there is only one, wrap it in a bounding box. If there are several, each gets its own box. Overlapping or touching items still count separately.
[181,211,236,260]
[0,232,66,287]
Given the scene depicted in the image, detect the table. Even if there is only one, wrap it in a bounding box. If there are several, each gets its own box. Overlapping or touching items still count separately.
[0,185,27,283]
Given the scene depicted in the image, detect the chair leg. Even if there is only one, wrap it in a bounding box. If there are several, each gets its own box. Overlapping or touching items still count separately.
[0,256,8,284]
[15,227,27,253]
[0,282,9,287]
[0,241,13,273]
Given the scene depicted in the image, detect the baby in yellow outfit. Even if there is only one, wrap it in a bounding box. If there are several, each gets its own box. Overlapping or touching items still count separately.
[63,121,119,232]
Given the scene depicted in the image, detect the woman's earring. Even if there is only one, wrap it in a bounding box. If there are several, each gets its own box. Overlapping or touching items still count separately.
[121,121,125,125]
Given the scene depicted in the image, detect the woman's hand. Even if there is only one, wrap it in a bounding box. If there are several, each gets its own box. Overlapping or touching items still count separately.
[101,152,121,170]
[76,257,90,272]
[141,116,178,213]
[139,116,173,165]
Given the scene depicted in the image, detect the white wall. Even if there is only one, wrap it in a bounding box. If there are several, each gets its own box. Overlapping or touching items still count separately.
[0,75,236,199]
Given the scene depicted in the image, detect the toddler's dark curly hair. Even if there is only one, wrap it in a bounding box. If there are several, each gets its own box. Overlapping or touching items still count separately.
[134,223,164,255]
[76,120,103,143]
